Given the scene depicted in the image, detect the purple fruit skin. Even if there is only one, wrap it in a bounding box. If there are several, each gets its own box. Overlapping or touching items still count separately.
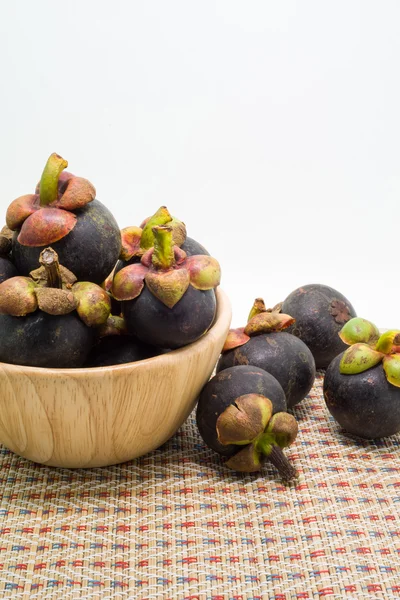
[324,352,400,438]
[217,332,315,408]
[0,311,95,368]
[282,284,357,369]
[124,285,216,349]
[181,237,209,257]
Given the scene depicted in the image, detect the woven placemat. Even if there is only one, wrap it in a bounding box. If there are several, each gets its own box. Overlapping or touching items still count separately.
[0,372,399,599]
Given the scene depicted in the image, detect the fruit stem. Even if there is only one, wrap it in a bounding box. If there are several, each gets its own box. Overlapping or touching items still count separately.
[248,298,267,322]
[39,247,63,289]
[140,206,172,250]
[39,153,68,206]
[256,434,298,482]
[151,226,175,270]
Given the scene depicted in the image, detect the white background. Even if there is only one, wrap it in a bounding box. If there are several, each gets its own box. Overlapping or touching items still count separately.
[0,1,399,327]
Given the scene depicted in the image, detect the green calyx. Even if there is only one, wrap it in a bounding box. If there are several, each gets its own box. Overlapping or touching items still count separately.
[383,354,400,388]
[216,395,298,482]
[375,330,400,354]
[119,226,143,261]
[140,225,220,308]
[145,226,191,308]
[221,298,294,353]
[265,412,299,448]
[0,246,110,327]
[98,315,127,338]
[0,276,38,316]
[140,206,186,251]
[113,217,220,309]
[340,343,384,375]
[39,153,68,207]
[339,320,400,387]
[72,282,111,327]
[244,311,295,337]
[216,394,273,445]
[185,255,221,290]
[339,317,380,347]
[145,268,190,309]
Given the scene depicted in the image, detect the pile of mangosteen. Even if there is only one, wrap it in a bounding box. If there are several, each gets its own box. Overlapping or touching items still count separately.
[0,152,221,368]
[1,153,399,483]
[197,285,400,483]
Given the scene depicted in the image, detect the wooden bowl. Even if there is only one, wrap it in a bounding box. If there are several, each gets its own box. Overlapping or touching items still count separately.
[0,289,231,468]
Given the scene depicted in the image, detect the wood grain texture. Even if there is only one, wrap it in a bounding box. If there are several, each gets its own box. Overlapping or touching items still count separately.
[0,288,231,468]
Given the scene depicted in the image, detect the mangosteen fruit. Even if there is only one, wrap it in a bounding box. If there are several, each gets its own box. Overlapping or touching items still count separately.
[196,366,298,481]
[112,225,221,349]
[0,310,95,369]
[7,153,121,284]
[323,318,400,438]
[84,315,160,367]
[280,283,357,369]
[217,298,316,408]
[0,247,112,368]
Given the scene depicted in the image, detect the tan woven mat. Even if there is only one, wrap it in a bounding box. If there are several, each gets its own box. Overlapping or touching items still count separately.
[0,373,399,599]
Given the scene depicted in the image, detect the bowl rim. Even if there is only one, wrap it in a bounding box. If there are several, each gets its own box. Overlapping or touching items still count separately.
[0,287,231,378]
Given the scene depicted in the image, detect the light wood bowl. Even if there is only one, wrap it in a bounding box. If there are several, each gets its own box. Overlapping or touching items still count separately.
[0,289,231,468]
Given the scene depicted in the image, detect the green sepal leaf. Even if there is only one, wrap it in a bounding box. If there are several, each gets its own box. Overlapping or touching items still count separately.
[72,282,111,327]
[0,276,38,316]
[244,312,295,337]
[216,394,273,445]
[225,442,262,473]
[186,255,221,290]
[376,330,400,354]
[339,317,380,347]
[340,343,384,375]
[145,268,190,308]
[383,354,400,388]
[265,413,299,448]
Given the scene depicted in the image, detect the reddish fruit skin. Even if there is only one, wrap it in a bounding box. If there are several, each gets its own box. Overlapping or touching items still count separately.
[196,365,287,457]
[324,352,400,438]
[0,312,95,368]
[12,200,121,285]
[217,332,315,408]
[124,285,216,349]
[0,257,18,283]
[282,284,357,369]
